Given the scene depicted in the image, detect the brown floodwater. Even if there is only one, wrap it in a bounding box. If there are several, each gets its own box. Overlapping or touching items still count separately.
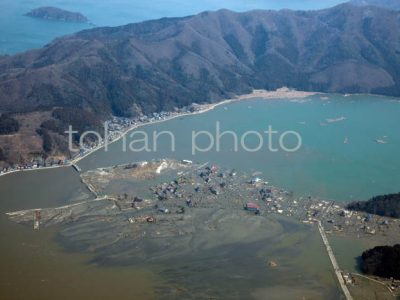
[0,167,159,300]
[0,166,349,299]
[0,215,158,300]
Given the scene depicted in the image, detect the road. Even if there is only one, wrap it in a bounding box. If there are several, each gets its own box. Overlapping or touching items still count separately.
[317,221,353,300]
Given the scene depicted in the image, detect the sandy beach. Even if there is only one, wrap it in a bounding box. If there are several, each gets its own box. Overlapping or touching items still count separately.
[237,88,318,100]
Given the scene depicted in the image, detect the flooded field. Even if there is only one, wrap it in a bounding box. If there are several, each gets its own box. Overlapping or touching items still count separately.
[2,161,343,299]
[0,168,158,300]
[0,215,158,300]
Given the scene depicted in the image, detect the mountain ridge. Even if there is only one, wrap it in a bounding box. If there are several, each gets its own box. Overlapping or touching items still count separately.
[350,0,400,10]
[1,3,400,164]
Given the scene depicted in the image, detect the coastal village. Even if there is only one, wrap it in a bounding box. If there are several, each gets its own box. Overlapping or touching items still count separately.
[6,158,400,299]
[1,87,392,178]
[0,102,205,176]
[0,88,316,176]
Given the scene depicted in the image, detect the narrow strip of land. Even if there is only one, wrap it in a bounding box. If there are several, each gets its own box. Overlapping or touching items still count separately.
[5,196,109,217]
[317,221,353,300]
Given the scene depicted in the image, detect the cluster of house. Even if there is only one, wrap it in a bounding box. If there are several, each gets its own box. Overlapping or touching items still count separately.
[0,103,206,177]
[75,104,203,158]
[259,187,399,241]
[0,157,69,176]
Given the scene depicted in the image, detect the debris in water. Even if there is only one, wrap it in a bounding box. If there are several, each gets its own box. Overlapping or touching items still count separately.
[326,116,346,123]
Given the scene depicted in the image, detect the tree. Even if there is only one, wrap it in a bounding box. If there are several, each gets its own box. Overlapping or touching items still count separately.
[0,115,19,135]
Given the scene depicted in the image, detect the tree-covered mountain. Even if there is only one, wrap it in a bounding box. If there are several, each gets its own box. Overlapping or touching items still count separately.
[1,3,400,163]
[347,193,400,218]
[361,244,400,279]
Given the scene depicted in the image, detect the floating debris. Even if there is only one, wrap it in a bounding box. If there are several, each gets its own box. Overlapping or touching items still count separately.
[375,139,388,144]
[326,116,346,123]
[268,261,278,268]
[375,136,388,144]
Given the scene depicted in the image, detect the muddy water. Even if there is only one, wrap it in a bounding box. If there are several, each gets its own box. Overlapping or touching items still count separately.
[0,215,158,300]
[329,235,381,274]
[151,217,342,299]
[0,167,91,212]
[0,168,158,300]
[0,166,344,299]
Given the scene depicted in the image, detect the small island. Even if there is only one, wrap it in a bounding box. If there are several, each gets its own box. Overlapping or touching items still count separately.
[25,7,88,23]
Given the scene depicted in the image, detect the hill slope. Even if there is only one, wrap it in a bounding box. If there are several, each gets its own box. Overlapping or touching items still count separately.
[1,3,400,164]
[2,4,400,116]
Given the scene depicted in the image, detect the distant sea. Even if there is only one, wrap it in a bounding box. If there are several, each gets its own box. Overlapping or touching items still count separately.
[0,0,345,55]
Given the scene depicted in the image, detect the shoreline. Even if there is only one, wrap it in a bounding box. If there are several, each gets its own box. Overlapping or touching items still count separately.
[0,88,323,178]
[0,88,399,179]
[70,88,320,165]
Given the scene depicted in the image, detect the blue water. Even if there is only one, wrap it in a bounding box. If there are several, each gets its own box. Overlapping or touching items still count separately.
[0,0,345,55]
[1,0,398,200]
[79,94,400,201]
